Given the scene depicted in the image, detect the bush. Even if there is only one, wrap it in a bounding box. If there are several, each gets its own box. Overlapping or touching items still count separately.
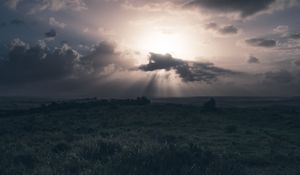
[202,98,217,112]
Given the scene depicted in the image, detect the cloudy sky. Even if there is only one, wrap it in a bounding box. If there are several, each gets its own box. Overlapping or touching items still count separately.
[0,0,300,97]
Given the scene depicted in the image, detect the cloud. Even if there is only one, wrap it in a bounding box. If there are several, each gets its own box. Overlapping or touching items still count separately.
[274,32,300,50]
[0,39,81,84]
[185,0,276,18]
[289,32,300,40]
[0,39,131,85]
[49,17,66,28]
[26,0,88,14]
[264,70,294,83]
[9,38,28,49]
[79,41,118,72]
[139,53,184,71]
[205,22,218,30]
[273,25,289,34]
[5,0,22,9]
[205,22,239,36]
[1,38,300,97]
[45,29,57,38]
[218,25,239,34]
[139,53,238,83]
[0,38,154,97]
[247,56,260,64]
[122,0,300,19]
[245,38,277,48]
[98,27,115,36]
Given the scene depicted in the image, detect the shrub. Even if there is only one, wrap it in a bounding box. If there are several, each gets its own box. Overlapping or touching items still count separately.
[202,98,217,112]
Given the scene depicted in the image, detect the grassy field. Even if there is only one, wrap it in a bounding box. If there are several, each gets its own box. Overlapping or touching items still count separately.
[0,97,299,175]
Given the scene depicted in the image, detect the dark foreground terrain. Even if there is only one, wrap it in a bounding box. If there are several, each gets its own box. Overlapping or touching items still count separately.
[0,97,300,175]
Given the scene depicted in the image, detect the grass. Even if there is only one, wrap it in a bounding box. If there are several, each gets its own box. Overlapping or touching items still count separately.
[0,98,299,174]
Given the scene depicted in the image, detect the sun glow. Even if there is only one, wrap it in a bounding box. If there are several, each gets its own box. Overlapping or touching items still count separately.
[135,30,191,59]
[145,32,181,54]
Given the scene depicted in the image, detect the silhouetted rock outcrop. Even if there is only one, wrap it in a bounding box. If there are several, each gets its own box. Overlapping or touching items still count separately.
[202,98,217,112]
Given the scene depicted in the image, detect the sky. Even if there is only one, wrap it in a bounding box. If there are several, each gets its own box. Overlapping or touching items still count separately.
[0,0,300,97]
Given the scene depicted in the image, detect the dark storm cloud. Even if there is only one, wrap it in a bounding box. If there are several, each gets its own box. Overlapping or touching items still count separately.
[0,38,151,97]
[139,53,184,71]
[0,39,80,84]
[245,38,277,48]
[185,0,276,17]
[139,53,237,83]
[205,23,239,35]
[45,29,56,38]
[0,39,132,85]
[247,56,260,64]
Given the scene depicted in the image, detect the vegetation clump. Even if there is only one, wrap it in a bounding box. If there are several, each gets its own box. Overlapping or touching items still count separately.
[202,98,217,112]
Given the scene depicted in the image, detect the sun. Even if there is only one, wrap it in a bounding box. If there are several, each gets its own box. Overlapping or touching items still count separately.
[145,32,181,54]
[135,30,191,58]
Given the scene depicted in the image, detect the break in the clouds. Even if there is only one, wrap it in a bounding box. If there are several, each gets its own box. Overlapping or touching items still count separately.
[0,0,300,97]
